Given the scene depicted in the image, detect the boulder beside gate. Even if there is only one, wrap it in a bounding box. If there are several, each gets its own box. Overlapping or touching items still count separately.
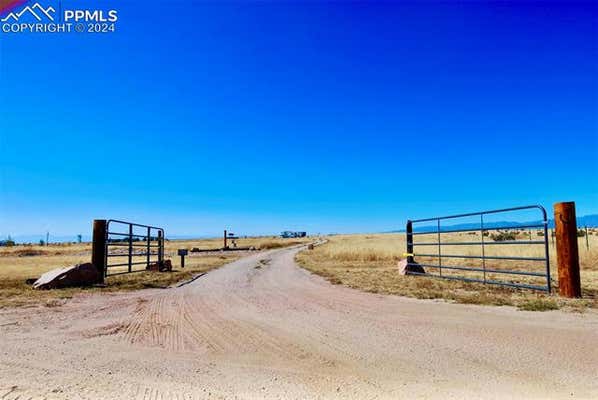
[33,263,100,290]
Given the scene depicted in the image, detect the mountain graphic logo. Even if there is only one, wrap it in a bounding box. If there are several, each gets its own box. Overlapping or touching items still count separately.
[1,2,55,22]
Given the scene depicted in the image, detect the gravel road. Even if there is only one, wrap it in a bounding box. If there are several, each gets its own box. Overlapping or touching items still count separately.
[1,245,597,399]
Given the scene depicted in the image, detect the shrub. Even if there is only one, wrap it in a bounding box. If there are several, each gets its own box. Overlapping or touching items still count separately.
[577,229,586,237]
[490,231,516,241]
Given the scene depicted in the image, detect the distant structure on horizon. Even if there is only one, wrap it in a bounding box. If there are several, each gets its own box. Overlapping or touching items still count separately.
[281,231,307,238]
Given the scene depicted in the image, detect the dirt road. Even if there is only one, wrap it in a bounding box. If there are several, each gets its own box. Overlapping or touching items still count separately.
[1,246,597,399]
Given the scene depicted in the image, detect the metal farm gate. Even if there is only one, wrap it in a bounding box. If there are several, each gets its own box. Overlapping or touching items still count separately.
[104,220,164,277]
[406,205,551,292]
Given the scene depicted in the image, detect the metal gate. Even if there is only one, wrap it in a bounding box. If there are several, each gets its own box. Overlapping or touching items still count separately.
[104,220,164,277]
[406,205,551,292]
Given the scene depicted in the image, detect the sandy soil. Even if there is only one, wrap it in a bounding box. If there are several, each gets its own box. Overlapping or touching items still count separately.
[1,246,597,399]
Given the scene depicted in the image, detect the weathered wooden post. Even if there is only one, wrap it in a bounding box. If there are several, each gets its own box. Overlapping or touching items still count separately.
[91,219,107,284]
[554,202,581,298]
[223,229,228,249]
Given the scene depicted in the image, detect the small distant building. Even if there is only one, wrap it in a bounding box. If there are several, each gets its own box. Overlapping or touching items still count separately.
[281,231,307,238]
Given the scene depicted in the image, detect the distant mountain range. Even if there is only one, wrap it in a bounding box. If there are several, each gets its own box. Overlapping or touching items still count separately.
[390,214,598,233]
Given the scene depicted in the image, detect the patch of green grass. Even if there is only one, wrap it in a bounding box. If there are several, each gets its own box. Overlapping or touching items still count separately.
[517,298,559,312]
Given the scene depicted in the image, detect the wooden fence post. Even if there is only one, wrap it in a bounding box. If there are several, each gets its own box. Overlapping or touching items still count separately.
[91,219,107,284]
[553,202,581,298]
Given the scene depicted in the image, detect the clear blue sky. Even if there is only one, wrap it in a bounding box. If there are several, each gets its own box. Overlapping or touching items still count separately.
[1,1,597,239]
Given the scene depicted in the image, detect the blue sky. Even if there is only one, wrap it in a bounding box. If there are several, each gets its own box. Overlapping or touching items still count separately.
[1,1,597,239]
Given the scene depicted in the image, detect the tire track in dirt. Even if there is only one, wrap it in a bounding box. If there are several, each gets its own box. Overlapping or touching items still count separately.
[110,251,383,395]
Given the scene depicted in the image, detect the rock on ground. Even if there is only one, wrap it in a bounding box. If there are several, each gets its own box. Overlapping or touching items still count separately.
[147,259,172,272]
[32,263,99,290]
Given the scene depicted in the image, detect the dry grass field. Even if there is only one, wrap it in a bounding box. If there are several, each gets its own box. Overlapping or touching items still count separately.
[296,232,598,311]
[0,236,310,308]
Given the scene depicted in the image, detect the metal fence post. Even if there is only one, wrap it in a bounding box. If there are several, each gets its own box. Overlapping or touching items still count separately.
[554,202,581,298]
[406,220,414,264]
[91,219,107,284]
[542,209,551,294]
[480,214,486,283]
[158,230,164,266]
[128,224,133,273]
[437,219,442,277]
[146,226,151,268]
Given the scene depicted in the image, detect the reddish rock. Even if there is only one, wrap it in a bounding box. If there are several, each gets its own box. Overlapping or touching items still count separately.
[146,262,160,271]
[147,260,172,272]
[33,263,100,290]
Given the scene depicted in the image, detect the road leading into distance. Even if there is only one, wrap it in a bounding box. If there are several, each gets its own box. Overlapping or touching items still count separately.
[1,245,597,399]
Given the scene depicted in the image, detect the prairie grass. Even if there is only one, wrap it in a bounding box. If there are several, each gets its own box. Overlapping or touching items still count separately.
[0,236,310,308]
[251,240,307,250]
[296,233,598,311]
